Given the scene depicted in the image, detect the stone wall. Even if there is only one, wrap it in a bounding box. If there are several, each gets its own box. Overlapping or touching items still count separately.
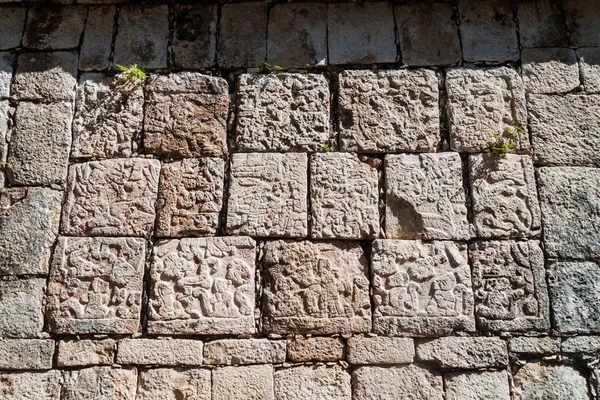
[0,0,599,399]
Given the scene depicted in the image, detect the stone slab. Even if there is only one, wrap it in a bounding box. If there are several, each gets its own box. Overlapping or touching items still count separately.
[0,339,54,370]
[513,363,590,400]
[218,2,267,68]
[509,337,561,355]
[564,0,600,47]
[137,368,211,400]
[117,339,204,366]
[416,337,508,369]
[0,53,12,98]
[204,339,285,365]
[0,278,45,338]
[274,366,351,400]
[353,365,443,400]
[13,51,77,101]
[445,370,510,400]
[347,337,414,365]
[212,365,273,400]
[0,371,62,400]
[0,7,26,50]
[517,1,569,47]
[79,6,115,71]
[23,5,86,50]
[522,48,580,94]
[287,337,344,362]
[57,339,115,367]
[62,367,137,400]
[173,4,217,69]
[578,47,600,93]
[562,336,600,355]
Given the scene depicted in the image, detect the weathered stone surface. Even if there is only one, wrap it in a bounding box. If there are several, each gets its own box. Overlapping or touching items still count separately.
[347,337,414,365]
[416,337,508,369]
[236,74,330,152]
[117,339,204,366]
[470,155,541,238]
[0,188,62,276]
[353,365,443,400]
[72,73,144,159]
[0,278,45,338]
[517,1,569,47]
[311,153,378,239]
[564,0,600,47]
[148,237,256,335]
[57,339,115,367]
[262,240,371,334]
[61,159,160,237]
[522,48,580,94]
[446,67,527,152]
[562,336,600,355]
[385,154,469,240]
[513,363,590,400]
[578,47,600,93]
[275,366,350,400]
[79,6,115,71]
[0,339,54,370]
[113,5,168,69]
[227,153,307,237]
[13,51,77,101]
[395,3,461,66]
[509,337,561,355]
[538,167,600,258]
[328,2,396,64]
[23,5,86,50]
[218,3,267,68]
[0,371,62,400]
[212,365,273,400]
[445,370,510,400]
[372,240,474,336]
[548,262,600,334]
[267,3,327,67]
[287,337,344,362]
[204,339,285,365]
[47,237,145,334]
[173,4,217,69]
[0,53,12,98]
[137,368,211,400]
[144,72,228,158]
[339,69,439,153]
[0,7,26,50]
[62,367,137,400]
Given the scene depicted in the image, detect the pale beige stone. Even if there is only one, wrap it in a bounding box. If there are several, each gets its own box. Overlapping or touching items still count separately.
[445,370,510,400]
[513,363,590,400]
[509,337,561,355]
[287,337,344,362]
[522,48,580,94]
[0,278,45,338]
[117,339,203,366]
[353,365,443,400]
[275,365,350,400]
[0,371,62,400]
[58,339,115,366]
[0,339,54,370]
[13,51,77,101]
[137,368,211,400]
[562,336,600,355]
[578,47,600,93]
[212,365,274,400]
[416,337,508,369]
[204,339,285,365]
[0,53,12,98]
[62,367,137,400]
[347,337,414,365]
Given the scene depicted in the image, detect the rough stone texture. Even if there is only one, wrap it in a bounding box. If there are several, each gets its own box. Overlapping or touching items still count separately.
[218,3,267,68]
[0,7,26,50]
[445,370,510,400]
[57,339,115,367]
[117,339,204,366]
[23,5,86,50]
[287,337,344,362]
[578,47,600,93]
[0,339,54,370]
[338,69,439,153]
[275,366,351,400]
[144,72,229,158]
[446,67,528,152]
[262,240,371,334]
[469,154,541,238]
[522,48,580,94]
[61,159,160,237]
[46,237,145,334]
[173,4,217,69]
[204,339,285,365]
[310,153,379,239]
[62,367,137,400]
[226,153,307,238]
[395,3,461,66]
[347,337,414,365]
[416,337,508,369]
[458,0,519,62]
[0,278,45,338]
[0,371,62,400]
[13,51,78,102]
[509,337,561,355]
[0,187,62,276]
[212,365,273,400]
[385,154,469,240]
[513,363,590,400]
[137,368,211,400]
[79,6,115,71]
[548,261,600,334]
[517,1,569,47]
[372,240,475,336]
[148,237,256,335]
[538,167,600,259]
[72,73,144,159]
[564,0,600,47]
[353,365,443,400]
[562,336,600,355]
[236,74,330,152]
[0,53,12,98]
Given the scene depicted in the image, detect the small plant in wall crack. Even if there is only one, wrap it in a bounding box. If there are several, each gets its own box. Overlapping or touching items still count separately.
[490,123,527,155]
[115,64,150,87]
[257,60,282,74]
[0,161,11,170]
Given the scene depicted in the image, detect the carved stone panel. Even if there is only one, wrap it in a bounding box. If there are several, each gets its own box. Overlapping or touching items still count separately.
[262,240,371,334]
[148,237,256,335]
[47,237,146,334]
[62,367,137,400]
[137,368,211,400]
[470,241,550,332]
[372,240,475,336]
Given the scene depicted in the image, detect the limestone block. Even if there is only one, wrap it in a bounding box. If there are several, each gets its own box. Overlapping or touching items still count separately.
[347,337,414,365]
[513,363,590,400]
[416,337,508,369]
[538,167,600,258]
[47,237,145,334]
[144,72,228,158]
[262,240,371,334]
[287,337,344,362]
[385,154,469,240]
[509,337,561,355]
[13,51,77,101]
[61,159,160,236]
[517,1,569,47]
[57,339,115,367]
[522,48,580,94]
[372,240,474,336]
[0,53,13,98]
[23,5,86,50]
[446,67,527,152]
[117,339,204,366]
[470,154,541,238]
[445,370,510,400]
[173,4,217,69]
[204,339,285,365]
[0,278,45,338]
[236,74,330,152]
[0,100,8,188]
[79,6,115,71]
[339,69,439,153]
[353,365,443,400]
[62,367,137,400]
[218,3,267,68]
[328,2,396,64]
[0,371,62,400]
[562,336,600,355]
[0,7,26,50]
[156,158,224,237]
[226,153,307,237]
[148,237,256,335]
[113,5,168,69]
[0,187,62,276]
[578,47,600,93]
[212,365,273,400]
[0,339,54,370]
[72,73,144,159]
[564,0,600,47]
[275,365,350,400]
[137,368,211,400]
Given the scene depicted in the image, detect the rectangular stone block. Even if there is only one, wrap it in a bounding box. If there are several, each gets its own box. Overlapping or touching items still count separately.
[13,51,77,101]
[275,365,350,400]
[62,367,137,400]
[0,53,13,98]
[562,336,600,355]
[236,74,330,152]
[117,339,204,366]
[173,4,217,69]
[509,337,561,355]
[212,365,273,400]
[372,240,475,336]
[137,368,211,400]
[339,69,439,153]
[0,7,26,50]
[58,339,115,367]
[445,370,510,400]
[79,6,115,71]
[0,278,45,338]
[416,337,508,369]
[517,1,569,47]
[47,237,146,334]
[0,371,62,400]
[287,337,344,362]
[0,339,54,370]
[353,365,443,400]
[262,240,371,334]
[578,47,600,93]
[522,48,580,94]
[347,337,414,365]
[564,0,600,47]
[148,237,256,335]
[218,2,267,68]
[513,363,589,400]
[204,339,285,365]
[23,5,86,50]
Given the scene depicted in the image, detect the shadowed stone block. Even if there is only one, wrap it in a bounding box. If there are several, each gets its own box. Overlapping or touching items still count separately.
[173,4,217,69]
[212,365,273,400]
[137,368,211,400]
[578,47,600,93]
[218,3,267,68]
[79,6,116,71]
[522,48,580,94]
[287,337,344,362]
[353,365,443,400]
[275,366,350,400]
[62,367,137,400]
[0,278,45,338]
[57,339,115,367]
[23,5,86,50]
[0,371,61,400]
[517,1,569,47]
[445,370,510,400]
[117,339,204,366]
[347,337,414,365]
[204,339,285,365]
[0,339,54,370]
[513,363,590,400]
[0,7,26,50]
[416,337,508,369]
[13,51,78,101]
[564,0,600,47]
